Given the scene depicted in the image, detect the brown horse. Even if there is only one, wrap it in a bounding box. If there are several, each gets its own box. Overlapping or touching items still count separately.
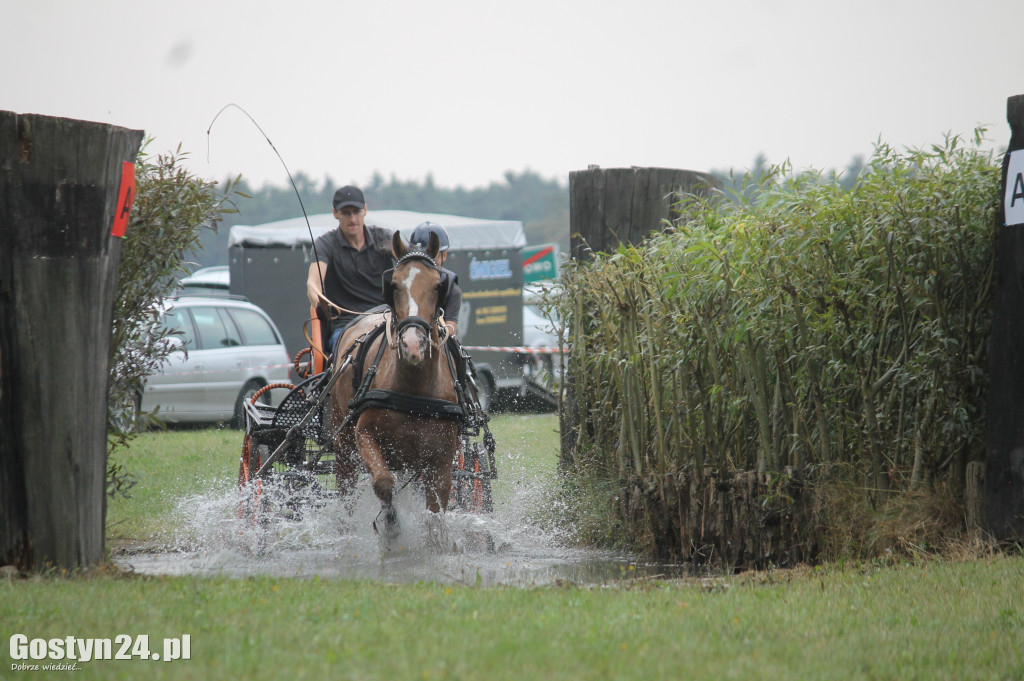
[329,231,460,543]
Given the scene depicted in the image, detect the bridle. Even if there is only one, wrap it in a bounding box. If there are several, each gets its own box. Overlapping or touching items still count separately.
[382,250,451,360]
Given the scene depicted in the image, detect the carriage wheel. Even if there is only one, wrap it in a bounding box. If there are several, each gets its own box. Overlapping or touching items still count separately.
[237,434,268,538]
[470,458,493,513]
[450,448,464,511]
[450,442,493,513]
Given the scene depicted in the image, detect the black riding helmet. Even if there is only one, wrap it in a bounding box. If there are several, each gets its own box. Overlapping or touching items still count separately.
[408,221,450,253]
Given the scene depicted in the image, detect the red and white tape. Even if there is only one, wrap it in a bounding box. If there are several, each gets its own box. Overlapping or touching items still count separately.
[154,363,296,378]
[163,347,565,380]
[461,346,564,354]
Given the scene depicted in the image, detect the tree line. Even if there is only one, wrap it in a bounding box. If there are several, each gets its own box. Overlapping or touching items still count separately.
[189,169,571,268]
[189,157,868,270]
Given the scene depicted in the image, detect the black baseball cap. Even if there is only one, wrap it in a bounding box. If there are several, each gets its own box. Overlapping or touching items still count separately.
[332,185,365,210]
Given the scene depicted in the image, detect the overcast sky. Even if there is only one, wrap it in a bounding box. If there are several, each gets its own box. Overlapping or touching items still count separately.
[4,0,1022,193]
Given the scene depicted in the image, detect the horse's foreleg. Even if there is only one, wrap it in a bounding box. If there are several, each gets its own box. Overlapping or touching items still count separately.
[357,429,395,507]
[422,446,455,553]
[422,447,455,514]
[333,447,361,516]
[360,430,402,545]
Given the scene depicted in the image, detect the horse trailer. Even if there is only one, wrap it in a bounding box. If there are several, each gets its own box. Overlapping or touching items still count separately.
[227,210,558,410]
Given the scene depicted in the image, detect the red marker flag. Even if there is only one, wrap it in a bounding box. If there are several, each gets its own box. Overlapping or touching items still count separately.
[111,161,136,237]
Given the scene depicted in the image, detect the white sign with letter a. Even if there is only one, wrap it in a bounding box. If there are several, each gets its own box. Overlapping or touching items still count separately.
[1006,150,1024,226]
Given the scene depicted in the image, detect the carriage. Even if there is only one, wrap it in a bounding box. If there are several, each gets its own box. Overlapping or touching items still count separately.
[236,234,498,544]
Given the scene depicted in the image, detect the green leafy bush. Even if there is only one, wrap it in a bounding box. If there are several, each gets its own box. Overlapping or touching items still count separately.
[561,131,1000,515]
[106,143,240,480]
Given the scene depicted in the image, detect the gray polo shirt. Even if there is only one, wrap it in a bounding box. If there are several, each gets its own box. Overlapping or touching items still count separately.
[313,224,394,331]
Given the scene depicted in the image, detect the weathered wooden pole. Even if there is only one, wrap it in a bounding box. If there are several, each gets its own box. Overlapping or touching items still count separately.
[568,165,721,260]
[983,94,1024,541]
[561,166,722,467]
[0,112,143,569]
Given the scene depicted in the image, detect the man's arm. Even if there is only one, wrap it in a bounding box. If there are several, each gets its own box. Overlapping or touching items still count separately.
[307,261,328,307]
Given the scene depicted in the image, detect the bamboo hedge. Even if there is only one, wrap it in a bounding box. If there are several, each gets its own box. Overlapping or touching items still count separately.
[559,132,1001,554]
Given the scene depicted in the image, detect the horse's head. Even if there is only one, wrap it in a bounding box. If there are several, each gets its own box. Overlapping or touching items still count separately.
[384,230,449,365]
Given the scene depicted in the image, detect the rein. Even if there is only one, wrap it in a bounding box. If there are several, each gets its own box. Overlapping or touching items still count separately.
[318,295,386,320]
[319,243,442,322]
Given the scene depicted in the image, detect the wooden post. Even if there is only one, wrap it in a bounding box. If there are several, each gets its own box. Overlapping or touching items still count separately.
[568,165,721,260]
[561,166,722,468]
[0,112,143,569]
[965,461,985,531]
[983,94,1024,541]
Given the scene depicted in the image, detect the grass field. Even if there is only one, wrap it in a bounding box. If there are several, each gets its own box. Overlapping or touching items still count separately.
[3,557,1022,679]
[4,415,1023,680]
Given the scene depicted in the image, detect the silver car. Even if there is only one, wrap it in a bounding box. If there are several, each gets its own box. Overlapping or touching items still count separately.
[178,265,230,296]
[141,295,292,427]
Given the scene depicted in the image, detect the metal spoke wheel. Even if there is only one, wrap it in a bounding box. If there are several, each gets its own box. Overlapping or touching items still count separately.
[450,438,494,514]
[232,380,268,430]
[237,433,269,554]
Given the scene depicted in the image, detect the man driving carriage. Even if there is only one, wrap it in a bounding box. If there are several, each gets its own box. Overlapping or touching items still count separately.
[238,188,495,535]
[305,185,462,354]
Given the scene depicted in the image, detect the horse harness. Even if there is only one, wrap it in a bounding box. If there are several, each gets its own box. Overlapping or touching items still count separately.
[253,311,487,481]
[335,249,486,432]
[344,319,467,423]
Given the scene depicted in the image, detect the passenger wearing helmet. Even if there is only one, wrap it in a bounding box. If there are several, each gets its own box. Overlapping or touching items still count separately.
[407,221,462,336]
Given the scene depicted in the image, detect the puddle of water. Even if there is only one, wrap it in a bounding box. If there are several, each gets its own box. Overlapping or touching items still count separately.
[115,464,694,587]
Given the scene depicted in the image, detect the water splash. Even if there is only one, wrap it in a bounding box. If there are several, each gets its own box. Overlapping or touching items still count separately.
[115,459,681,586]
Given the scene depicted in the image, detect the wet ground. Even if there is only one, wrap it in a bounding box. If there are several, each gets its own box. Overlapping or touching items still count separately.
[114,473,692,587]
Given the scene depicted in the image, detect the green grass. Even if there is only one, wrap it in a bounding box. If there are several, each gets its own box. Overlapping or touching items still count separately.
[107,428,241,544]
[9,415,1021,679]
[2,558,1022,680]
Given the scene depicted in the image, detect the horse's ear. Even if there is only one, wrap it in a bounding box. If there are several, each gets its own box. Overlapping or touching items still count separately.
[393,231,406,259]
[427,231,440,260]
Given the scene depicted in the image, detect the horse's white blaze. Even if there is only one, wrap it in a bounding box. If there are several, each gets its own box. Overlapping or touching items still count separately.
[400,265,422,317]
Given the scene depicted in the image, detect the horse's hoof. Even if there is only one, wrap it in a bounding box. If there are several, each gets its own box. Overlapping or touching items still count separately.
[425,513,452,554]
[386,510,400,540]
[375,504,401,552]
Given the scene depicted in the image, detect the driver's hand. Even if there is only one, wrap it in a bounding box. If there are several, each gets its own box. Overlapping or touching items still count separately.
[317,292,342,315]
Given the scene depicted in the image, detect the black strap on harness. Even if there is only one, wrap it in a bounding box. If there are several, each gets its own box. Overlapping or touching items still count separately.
[355,389,466,421]
[350,323,388,394]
